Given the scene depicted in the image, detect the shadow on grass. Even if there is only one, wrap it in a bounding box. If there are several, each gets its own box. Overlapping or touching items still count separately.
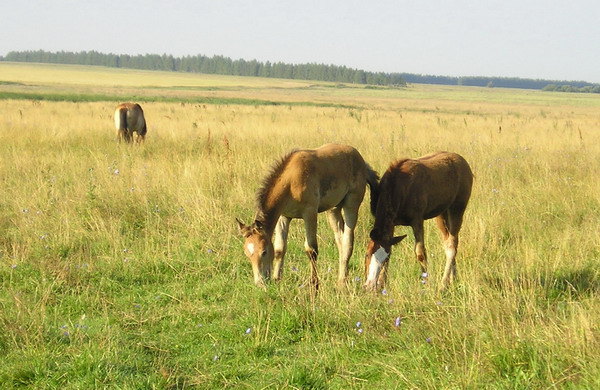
[485,265,599,301]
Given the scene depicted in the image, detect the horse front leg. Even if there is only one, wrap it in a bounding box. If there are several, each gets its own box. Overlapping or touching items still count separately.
[303,212,319,291]
[272,216,291,281]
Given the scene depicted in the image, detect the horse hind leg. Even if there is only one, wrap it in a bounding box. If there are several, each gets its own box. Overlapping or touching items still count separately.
[411,220,428,275]
[303,211,320,291]
[326,207,348,286]
[437,209,464,291]
[326,208,344,254]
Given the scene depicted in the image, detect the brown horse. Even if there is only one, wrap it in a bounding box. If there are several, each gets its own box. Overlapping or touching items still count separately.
[237,143,379,288]
[363,151,473,291]
[114,103,147,143]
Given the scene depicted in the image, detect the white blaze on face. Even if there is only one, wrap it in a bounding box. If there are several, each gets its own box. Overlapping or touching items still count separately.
[246,243,255,256]
[367,246,388,283]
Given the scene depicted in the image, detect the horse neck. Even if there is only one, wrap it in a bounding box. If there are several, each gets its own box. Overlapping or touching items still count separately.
[373,172,405,241]
[255,187,288,237]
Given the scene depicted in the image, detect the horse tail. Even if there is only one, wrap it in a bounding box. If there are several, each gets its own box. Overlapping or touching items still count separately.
[365,164,380,216]
[120,107,128,131]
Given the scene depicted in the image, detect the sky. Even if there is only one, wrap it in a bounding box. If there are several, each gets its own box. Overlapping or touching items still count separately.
[1,0,599,83]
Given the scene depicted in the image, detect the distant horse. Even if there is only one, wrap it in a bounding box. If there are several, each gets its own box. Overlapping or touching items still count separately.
[363,152,473,291]
[114,103,147,143]
[237,143,379,289]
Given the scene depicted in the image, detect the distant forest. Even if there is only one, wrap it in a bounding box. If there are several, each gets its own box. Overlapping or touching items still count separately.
[2,50,599,93]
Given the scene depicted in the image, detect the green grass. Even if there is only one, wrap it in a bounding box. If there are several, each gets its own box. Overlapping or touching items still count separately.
[0,63,599,389]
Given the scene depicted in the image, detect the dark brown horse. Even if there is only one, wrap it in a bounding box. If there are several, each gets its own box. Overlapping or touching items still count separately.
[237,143,379,289]
[363,151,473,291]
[114,103,147,143]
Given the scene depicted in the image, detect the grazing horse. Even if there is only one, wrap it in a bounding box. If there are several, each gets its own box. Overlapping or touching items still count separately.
[363,151,473,291]
[237,143,379,289]
[114,103,147,143]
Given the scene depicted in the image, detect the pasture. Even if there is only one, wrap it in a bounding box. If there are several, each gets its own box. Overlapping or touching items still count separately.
[0,62,599,389]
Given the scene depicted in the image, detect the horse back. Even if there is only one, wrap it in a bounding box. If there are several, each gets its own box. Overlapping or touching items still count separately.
[382,152,473,223]
[282,144,371,212]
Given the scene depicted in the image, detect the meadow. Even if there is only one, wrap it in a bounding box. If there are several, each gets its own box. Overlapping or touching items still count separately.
[0,62,599,389]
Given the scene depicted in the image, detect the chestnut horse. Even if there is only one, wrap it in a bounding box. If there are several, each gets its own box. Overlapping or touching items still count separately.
[114,103,147,143]
[237,143,379,289]
[363,151,473,291]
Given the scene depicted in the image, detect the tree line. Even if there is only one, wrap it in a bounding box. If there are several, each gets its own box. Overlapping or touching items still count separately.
[2,50,598,93]
[399,74,599,93]
[0,50,404,86]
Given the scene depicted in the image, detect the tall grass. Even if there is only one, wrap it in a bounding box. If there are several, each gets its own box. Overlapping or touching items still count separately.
[0,65,599,388]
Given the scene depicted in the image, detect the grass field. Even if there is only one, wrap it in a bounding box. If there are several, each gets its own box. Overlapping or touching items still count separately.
[0,62,599,389]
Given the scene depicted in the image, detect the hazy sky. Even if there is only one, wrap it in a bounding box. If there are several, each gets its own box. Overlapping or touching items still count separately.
[2,0,599,83]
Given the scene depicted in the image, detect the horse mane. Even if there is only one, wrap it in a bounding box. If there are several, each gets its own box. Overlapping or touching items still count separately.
[255,149,298,220]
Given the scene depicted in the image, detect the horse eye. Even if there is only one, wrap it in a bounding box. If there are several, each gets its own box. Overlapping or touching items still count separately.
[261,250,267,257]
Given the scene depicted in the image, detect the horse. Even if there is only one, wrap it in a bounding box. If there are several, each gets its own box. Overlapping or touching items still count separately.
[363,151,473,291]
[237,143,379,289]
[114,103,147,143]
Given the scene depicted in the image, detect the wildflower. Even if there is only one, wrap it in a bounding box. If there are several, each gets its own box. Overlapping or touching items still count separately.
[354,276,361,282]
[421,272,428,278]
[212,355,219,361]
[290,266,298,272]
[394,317,401,327]
[436,301,443,306]
[426,337,432,343]
[10,264,17,269]
[245,327,252,335]
[113,169,120,175]
[356,321,362,328]
[357,328,364,334]
[492,188,499,194]
[381,289,388,295]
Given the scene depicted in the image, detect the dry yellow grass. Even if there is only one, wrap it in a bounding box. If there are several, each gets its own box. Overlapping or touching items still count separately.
[0,63,599,388]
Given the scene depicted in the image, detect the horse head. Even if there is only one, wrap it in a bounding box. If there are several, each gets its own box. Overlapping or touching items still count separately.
[363,228,406,291]
[236,218,273,287]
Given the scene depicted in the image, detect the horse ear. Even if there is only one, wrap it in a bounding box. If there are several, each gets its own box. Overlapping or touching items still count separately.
[236,218,250,236]
[390,235,407,246]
